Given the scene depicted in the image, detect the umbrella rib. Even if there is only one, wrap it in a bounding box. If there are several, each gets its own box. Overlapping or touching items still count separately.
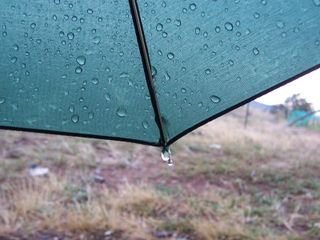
[128,0,167,147]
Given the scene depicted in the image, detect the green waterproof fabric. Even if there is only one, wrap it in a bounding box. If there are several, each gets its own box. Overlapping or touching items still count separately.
[0,0,160,144]
[0,0,320,146]
[138,0,320,142]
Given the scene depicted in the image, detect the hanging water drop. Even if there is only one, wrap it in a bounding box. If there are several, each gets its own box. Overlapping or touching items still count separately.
[161,147,173,166]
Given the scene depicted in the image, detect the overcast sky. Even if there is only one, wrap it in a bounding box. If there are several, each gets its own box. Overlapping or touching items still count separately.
[256,68,320,110]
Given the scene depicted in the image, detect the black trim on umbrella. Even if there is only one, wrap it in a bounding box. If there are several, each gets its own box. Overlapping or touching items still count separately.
[167,64,320,146]
[128,0,167,147]
[0,125,161,147]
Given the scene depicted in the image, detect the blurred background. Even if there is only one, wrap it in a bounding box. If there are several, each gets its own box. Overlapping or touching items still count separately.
[0,70,319,240]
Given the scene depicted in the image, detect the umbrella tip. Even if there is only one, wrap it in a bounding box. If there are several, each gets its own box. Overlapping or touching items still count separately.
[161,146,174,166]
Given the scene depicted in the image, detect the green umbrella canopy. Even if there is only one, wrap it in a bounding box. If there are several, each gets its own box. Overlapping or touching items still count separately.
[0,1,319,152]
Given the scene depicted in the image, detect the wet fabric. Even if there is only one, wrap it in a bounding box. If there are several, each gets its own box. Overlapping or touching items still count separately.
[0,0,319,146]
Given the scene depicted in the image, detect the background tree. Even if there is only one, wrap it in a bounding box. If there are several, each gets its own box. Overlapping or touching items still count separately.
[285,94,314,113]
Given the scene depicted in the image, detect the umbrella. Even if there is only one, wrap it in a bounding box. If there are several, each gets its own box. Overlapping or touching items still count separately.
[0,0,319,163]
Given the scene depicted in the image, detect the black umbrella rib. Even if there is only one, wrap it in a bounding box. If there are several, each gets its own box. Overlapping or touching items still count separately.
[128,0,167,147]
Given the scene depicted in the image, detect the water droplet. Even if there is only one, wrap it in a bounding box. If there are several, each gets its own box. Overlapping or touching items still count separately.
[205,68,211,75]
[30,23,36,29]
[76,56,86,66]
[162,32,168,38]
[71,114,79,123]
[120,72,129,78]
[0,97,6,104]
[167,158,174,166]
[189,3,197,11]
[281,32,287,38]
[69,105,75,113]
[91,77,99,85]
[276,21,285,29]
[88,112,94,119]
[156,23,163,32]
[161,148,171,161]
[174,19,181,26]
[151,66,157,78]
[92,36,101,44]
[13,44,19,51]
[235,20,240,27]
[87,8,94,14]
[167,52,175,60]
[254,12,260,19]
[224,22,233,31]
[293,27,300,33]
[253,47,260,55]
[71,16,78,22]
[195,27,201,35]
[210,95,221,103]
[181,88,187,93]
[116,107,127,118]
[75,66,83,74]
[261,0,267,5]
[104,93,111,102]
[54,0,60,5]
[142,121,149,129]
[10,57,17,63]
[164,71,171,81]
[67,32,74,40]
[313,0,320,6]
[215,26,221,33]
[315,40,320,46]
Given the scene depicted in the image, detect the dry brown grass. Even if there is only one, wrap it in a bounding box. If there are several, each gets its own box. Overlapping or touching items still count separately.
[0,107,320,239]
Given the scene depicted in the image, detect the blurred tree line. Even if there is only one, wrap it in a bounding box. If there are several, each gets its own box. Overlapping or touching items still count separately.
[270,94,314,118]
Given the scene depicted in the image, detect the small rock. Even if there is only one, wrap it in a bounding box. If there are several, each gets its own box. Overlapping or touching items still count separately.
[29,165,49,177]
[94,175,105,183]
[152,230,173,238]
[209,143,222,149]
[104,230,113,236]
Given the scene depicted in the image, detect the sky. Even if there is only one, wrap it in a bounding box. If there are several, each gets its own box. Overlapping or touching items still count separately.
[256,68,320,110]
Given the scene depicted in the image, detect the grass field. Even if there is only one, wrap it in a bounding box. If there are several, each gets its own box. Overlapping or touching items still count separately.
[0,107,320,240]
